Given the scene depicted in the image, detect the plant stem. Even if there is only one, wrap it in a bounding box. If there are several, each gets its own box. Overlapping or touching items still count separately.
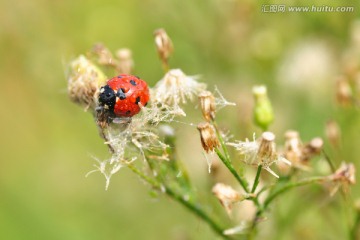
[251,165,262,193]
[248,176,325,239]
[263,176,325,209]
[322,150,336,173]
[215,149,249,193]
[351,210,360,240]
[127,163,232,240]
[213,122,231,160]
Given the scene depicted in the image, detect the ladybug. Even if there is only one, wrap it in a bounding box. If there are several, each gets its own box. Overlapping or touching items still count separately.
[98,74,150,118]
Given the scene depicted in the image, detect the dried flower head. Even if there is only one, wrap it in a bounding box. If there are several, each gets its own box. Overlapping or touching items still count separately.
[88,115,170,189]
[284,130,303,164]
[330,162,356,185]
[328,162,356,195]
[115,48,134,74]
[67,55,106,110]
[325,120,341,148]
[252,85,274,130]
[154,28,173,67]
[197,122,220,153]
[301,137,323,162]
[212,183,246,215]
[227,132,290,178]
[153,69,206,113]
[199,91,216,121]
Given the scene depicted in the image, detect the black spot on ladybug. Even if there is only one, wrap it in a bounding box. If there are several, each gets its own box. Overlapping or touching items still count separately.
[126,110,131,115]
[99,85,116,110]
[135,96,141,104]
[130,80,137,86]
[117,75,123,78]
[116,88,126,100]
[121,88,127,93]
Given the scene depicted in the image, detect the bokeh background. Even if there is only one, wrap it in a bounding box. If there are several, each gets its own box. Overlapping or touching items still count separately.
[1,0,360,239]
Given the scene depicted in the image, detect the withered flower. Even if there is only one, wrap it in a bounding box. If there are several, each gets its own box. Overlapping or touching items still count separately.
[198,91,216,122]
[197,122,220,153]
[212,183,246,215]
[67,55,106,110]
[154,28,173,68]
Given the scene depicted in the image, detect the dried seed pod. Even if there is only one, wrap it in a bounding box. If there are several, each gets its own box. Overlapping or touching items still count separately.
[258,132,277,164]
[198,91,216,121]
[154,28,173,69]
[197,122,219,152]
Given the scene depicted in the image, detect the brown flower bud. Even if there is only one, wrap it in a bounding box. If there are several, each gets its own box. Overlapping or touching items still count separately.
[154,28,173,68]
[197,122,219,152]
[258,132,276,164]
[198,91,216,122]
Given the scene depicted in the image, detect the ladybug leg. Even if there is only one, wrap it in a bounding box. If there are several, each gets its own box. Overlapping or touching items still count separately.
[96,106,115,128]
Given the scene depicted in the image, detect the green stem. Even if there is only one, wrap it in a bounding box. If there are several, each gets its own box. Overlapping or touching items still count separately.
[127,163,232,240]
[351,211,360,240]
[251,165,262,193]
[264,176,325,209]
[322,150,336,173]
[215,148,249,193]
[248,176,325,239]
[213,122,231,160]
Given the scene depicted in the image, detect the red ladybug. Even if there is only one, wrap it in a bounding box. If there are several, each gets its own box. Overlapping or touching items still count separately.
[98,74,150,118]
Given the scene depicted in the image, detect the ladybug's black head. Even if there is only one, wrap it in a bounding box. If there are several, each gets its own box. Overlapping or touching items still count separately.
[99,85,116,110]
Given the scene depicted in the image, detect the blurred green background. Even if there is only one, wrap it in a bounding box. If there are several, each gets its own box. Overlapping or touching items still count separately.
[1,0,360,239]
